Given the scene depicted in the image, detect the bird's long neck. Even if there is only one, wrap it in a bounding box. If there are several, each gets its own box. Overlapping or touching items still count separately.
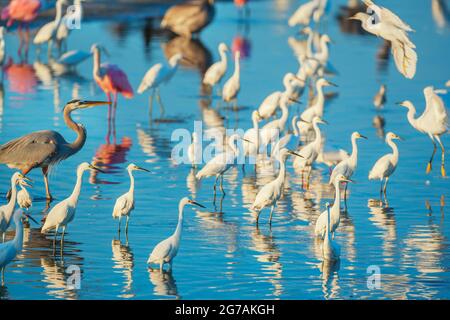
[306,31,314,57]
[313,121,322,146]
[128,169,135,195]
[220,49,227,68]
[387,138,399,161]
[64,107,86,157]
[233,56,240,80]
[278,103,289,130]
[405,105,419,130]
[292,117,299,136]
[92,48,101,78]
[13,216,23,251]
[54,1,64,27]
[315,83,325,112]
[173,202,185,241]
[69,169,85,204]
[318,38,329,59]
[5,179,18,218]
[276,155,287,184]
[325,207,332,244]
[332,181,341,214]
[349,136,358,165]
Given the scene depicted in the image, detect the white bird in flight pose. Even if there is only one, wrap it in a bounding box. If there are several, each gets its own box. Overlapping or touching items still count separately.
[398,86,448,177]
[203,43,229,92]
[251,148,303,225]
[349,0,417,79]
[112,163,150,234]
[147,197,205,272]
[329,131,367,198]
[0,173,31,242]
[315,174,352,239]
[322,202,340,262]
[41,162,103,245]
[368,132,402,200]
[222,51,241,108]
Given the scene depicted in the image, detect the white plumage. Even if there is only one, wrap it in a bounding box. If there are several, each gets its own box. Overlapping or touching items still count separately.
[17,185,32,210]
[321,202,340,261]
[288,0,320,27]
[293,116,326,172]
[203,43,228,87]
[222,51,240,103]
[0,210,24,286]
[138,53,183,94]
[33,0,67,49]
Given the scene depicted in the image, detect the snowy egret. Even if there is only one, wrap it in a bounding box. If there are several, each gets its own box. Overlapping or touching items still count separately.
[196,134,247,194]
[222,51,240,107]
[17,184,32,210]
[349,1,417,79]
[188,132,202,168]
[112,163,150,234]
[137,53,184,118]
[257,92,283,120]
[374,84,387,109]
[297,78,336,137]
[0,172,31,242]
[147,197,205,271]
[203,43,229,91]
[41,162,103,245]
[398,86,448,176]
[329,131,367,198]
[0,209,24,285]
[322,202,340,261]
[33,0,67,54]
[315,174,352,239]
[251,148,303,225]
[368,132,402,199]
[288,0,320,27]
[243,111,262,164]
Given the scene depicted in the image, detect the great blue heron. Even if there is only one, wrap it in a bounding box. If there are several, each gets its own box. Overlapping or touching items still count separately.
[160,0,216,38]
[0,99,110,201]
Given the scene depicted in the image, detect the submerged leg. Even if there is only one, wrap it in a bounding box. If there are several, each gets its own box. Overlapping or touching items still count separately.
[427,135,437,174]
[435,135,446,177]
[149,90,155,122]
[53,225,59,248]
[268,205,275,226]
[42,167,53,201]
[125,216,130,234]
[220,174,225,194]
[383,177,389,202]
[118,216,122,234]
[156,88,165,117]
[379,179,384,200]
[1,267,4,286]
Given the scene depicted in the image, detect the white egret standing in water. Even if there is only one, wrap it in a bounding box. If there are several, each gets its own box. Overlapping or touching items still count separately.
[203,42,229,92]
[147,197,205,271]
[322,202,340,261]
[112,163,150,234]
[222,51,240,108]
[397,86,448,176]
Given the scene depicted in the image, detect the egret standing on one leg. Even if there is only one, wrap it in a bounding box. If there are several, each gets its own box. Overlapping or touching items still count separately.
[203,42,228,93]
[147,197,205,271]
[368,132,402,200]
[315,174,352,239]
[112,163,150,234]
[41,162,103,246]
[137,53,184,119]
[251,148,303,225]
[322,202,340,261]
[0,100,110,201]
[397,86,448,176]
[222,51,240,109]
[0,173,31,242]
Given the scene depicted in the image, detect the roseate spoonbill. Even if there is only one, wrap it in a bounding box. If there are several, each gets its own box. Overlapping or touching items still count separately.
[112,163,150,234]
[398,86,448,176]
[41,162,104,246]
[0,100,110,201]
[161,0,216,38]
[147,197,205,272]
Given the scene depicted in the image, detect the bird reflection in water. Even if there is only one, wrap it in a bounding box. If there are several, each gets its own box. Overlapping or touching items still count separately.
[232,22,251,60]
[376,40,391,72]
[372,115,386,139]
[432,0,450,29]
[3,57,37,94]
[148,268,179,299]
[112,238,135,299]
[368,203,397,261]
[319,259,340,300]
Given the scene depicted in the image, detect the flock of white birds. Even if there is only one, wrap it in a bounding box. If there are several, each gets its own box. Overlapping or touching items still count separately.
[0,0,449,285]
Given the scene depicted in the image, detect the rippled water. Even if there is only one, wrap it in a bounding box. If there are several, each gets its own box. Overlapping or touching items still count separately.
[1,0,450,300]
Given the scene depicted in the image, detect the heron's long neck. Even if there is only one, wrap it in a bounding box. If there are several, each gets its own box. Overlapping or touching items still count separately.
[387,138,399,161]
[13,217,23,251]
[292,117,299,136]
[5,179,18,218]
[64,107,86,157]
[93,49,101,78]
[173,202,185,241]
[317,38,329,60]
[306,32,314,57]
[69,169,85,204]
[276,155,287,184]
[128,169,135,195]
[278,104,289,130]
[349,136,358,165]
[325,207,332,243]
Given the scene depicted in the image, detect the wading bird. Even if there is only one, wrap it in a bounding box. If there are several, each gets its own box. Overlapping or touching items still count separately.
[0,172,31,242]
[222,51,240,108]
[322,202,340,261]
[161,0,216,38]
[349,0,417,79]
[17,184,32,210]
[251,148,303,225]
[243,111,262,165]
[374,84,387,109]
[315,174,352,239]
[112,163,150,234]
[188,132,201,168]
[33,0,67,54]
[203,42,229,92]
[137,53,184,118]
[398,86,448,176]
[0,99,110,201]
[41,162,103,245]
[147,197,205,271]
[288,0,320,27]
[329,131,367,198]
[91,44,134,121]
[368,132,402,200]
[0,209,24,285]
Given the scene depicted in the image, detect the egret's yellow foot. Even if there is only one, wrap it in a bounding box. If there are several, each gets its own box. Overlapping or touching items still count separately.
[441,165,446,177]
[426,162,432,174]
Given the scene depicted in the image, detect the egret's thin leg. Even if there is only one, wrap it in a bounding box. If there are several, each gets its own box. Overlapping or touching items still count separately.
[149,91,154,122]
[255,211,261,225]
[53,225,59,248]
[156,88,165,117]
[159,262,163,272]
[435,135,446,177]
[427,134,437,174]
[383,177,389,202]
[2,233,5,243]
[220,174,225,194]
[125,216,130,234]
[268,205,275,226]
[118,216,122,234]
[379,179,383,200]
[61,226,66,250]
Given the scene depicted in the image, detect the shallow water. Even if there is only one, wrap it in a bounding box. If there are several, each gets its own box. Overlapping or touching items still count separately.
[1,0,450,300]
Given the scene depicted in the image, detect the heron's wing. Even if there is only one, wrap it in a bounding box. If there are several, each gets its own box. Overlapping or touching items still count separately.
[0,130,63,168]
[421,86,448,128]
[138,63,164,93]
[161,3,203,28]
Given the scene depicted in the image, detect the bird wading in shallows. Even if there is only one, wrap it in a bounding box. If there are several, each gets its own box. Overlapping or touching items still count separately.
[147,197,205,272]
[161,0,216,39]
[368,132,402,202]
[112,163,150,235]
[397,86,449,177]
[0,100,110,202]
[0,172,32,242]
[41,162,104,247]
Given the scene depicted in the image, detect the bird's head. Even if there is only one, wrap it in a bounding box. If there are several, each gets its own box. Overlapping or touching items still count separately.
[219,43,229,53]
[252,110,262,122]
[78,162,105,173]
[321,34,333,44]
[317,78,338,88]
[348,12,367,22]
[169,53,184,66]
[127,163,150,173]
[396,100,414,109]
[64,99,111,111]
[181,197,206,209]
[386,132,403,141]
[334,174,353,185]
[353,131,368,140]
[12,172,33,187]
[313,116,328,125]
